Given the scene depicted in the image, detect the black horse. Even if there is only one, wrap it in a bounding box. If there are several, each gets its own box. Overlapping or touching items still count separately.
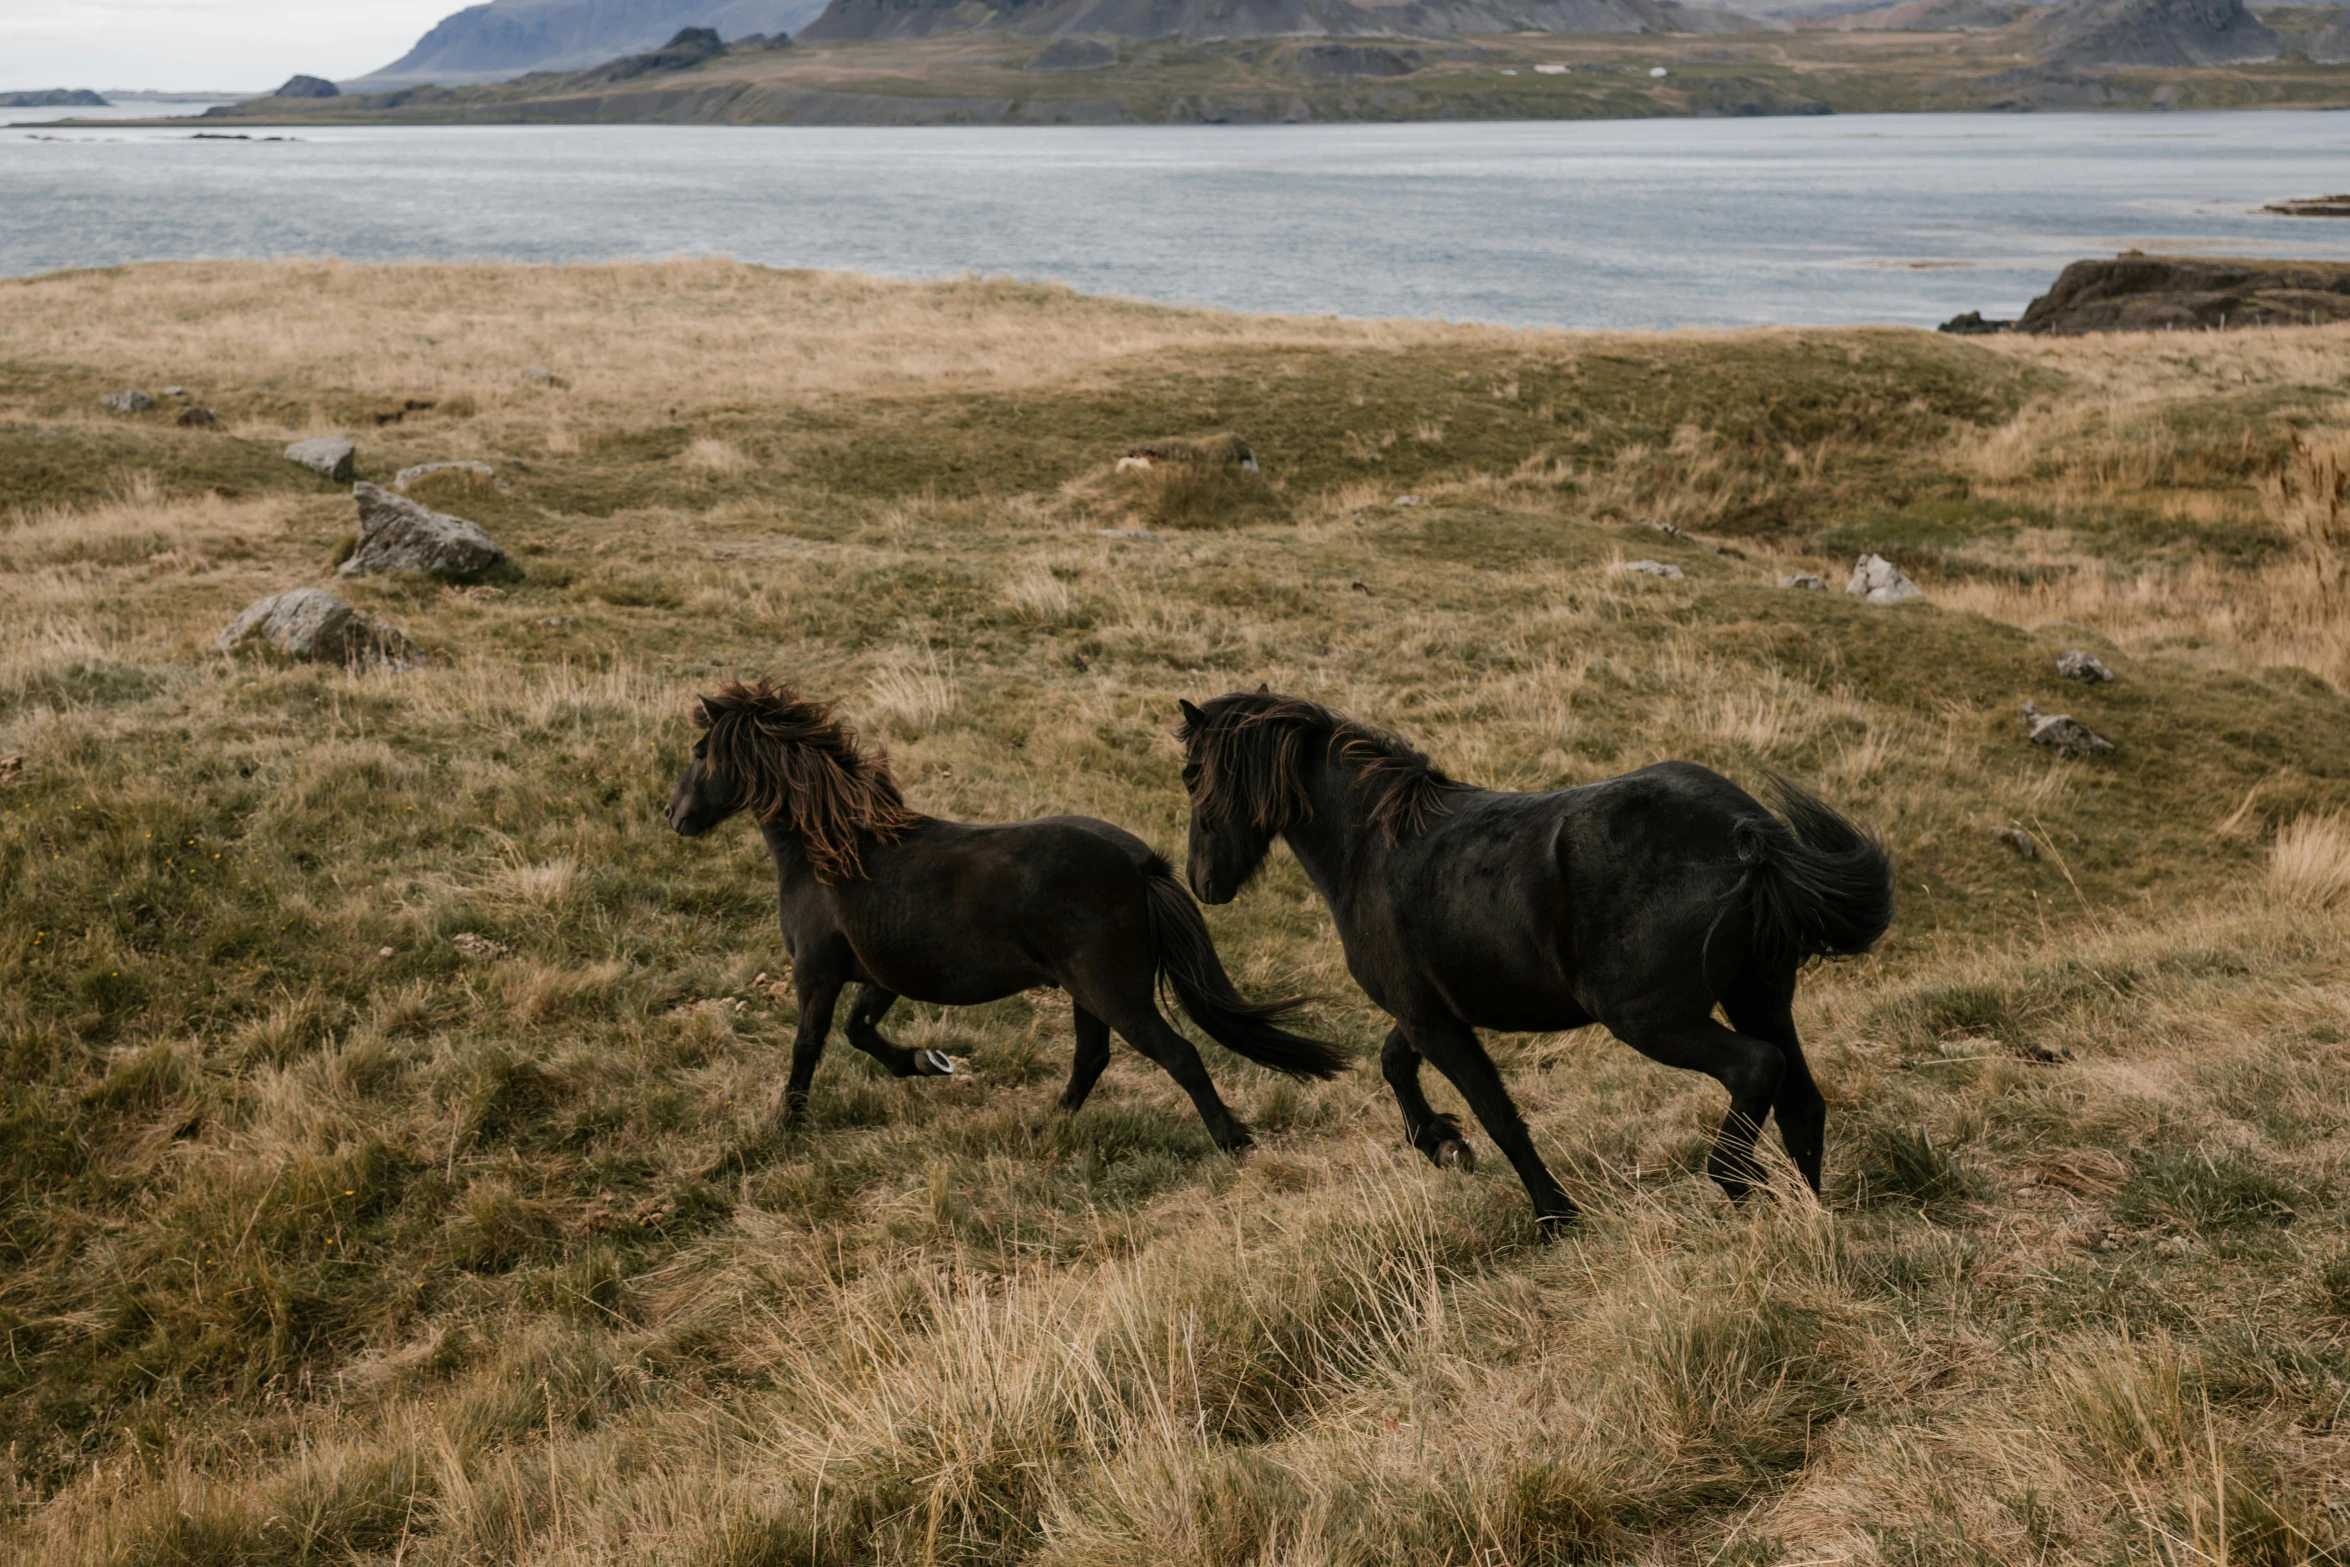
[1176,689,1894,1226]
[667,679,1345,1152]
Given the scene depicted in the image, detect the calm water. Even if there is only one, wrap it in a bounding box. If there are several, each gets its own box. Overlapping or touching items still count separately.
[6,111,2350,328]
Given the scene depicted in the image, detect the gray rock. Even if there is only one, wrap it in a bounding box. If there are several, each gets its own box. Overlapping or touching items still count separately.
[285,435,357,482]
[1996,826,2039,859]
[1848,553,1925,604]
[522,367,571,389]
[1616,559,1684,580]
[343,482,505,578]
[161,386,186,398]
[2055,649,2115,683]
[395,460,503,492]
[2021,701,2114,759]
[1780,573,1827,590]
[214,588,423,671]
[102,390,155,413]
[1392,495,1426,507]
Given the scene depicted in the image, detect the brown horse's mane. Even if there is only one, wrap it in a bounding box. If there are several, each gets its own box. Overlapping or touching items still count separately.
[1181,690,1459,841]
[696,678,920,883]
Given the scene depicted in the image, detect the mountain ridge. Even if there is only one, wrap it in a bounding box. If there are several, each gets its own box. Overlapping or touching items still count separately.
[359,0,829,86]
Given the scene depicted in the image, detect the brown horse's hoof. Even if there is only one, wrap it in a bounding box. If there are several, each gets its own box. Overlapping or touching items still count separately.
[1435,1139,1476,1173]
[914,1049,956,1076]
[1227,1141,1257,1165]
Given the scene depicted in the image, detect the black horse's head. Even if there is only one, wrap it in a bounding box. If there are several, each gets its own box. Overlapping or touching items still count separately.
[1178,687,1458,905]
[667,680,917,881]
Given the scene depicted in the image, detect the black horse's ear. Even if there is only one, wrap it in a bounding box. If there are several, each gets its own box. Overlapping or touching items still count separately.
[1255,683,1271,695]
[1177,699,1206,728]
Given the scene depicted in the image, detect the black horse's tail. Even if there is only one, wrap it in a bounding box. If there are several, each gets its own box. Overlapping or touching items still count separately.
[1729,775,1896,972]
[1141,859,1349,1079]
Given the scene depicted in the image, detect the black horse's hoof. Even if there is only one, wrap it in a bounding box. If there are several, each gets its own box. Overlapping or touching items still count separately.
[913,1048,956,1077]
[1434,1138,1476,1173]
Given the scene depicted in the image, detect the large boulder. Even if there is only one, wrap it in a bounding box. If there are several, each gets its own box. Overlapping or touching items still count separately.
[286,435,357,481]
[2021,701,2114,758]
[342,481,504,578]
[1848,553,1925,604]
[215,589,423,671]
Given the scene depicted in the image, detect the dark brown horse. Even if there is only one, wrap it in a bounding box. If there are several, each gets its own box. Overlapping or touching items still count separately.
[1177,690,1894,1227]
[667,680,1345,1152]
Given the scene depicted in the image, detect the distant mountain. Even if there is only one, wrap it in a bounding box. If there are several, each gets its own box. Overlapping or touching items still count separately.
[802,0,1750,41]
[2036,0,2277,65]
[358,0,829,86]
[0,89,110,107]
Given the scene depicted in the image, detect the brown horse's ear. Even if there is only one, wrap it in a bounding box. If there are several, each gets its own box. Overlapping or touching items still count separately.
[1177,699,1206,728]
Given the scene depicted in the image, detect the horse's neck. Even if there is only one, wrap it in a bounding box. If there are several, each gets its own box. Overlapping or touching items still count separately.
[1279,765,1376,909]
[756,819,820,889]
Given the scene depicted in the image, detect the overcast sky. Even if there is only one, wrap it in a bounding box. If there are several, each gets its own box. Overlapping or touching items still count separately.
[3,0,460,93]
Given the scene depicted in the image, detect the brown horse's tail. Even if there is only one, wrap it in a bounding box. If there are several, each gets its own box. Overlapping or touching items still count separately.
[1729,774,1896,971]
[1142,860,1349,1080]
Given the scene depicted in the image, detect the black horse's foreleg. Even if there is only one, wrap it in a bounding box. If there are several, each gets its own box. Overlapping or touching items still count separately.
[1380,1026,1474,1171]
[1060,1006,1112,1113]
[1407,1018,1574,1229]
[775,967,846,1122]
[1725,977,1823,1194]
[1617,1013,1786,1204]
[844,984,955,1079]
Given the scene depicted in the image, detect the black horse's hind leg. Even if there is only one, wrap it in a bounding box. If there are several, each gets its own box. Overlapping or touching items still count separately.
[843,984,955,1079]
[1381,1026,1474,1171]
[1615,1011,1786,1203]
[1724,973,1823,1194]
[1060,1006,1113,1113]
[1107,1005,1254,1156]
[1407,1018,1574,1228]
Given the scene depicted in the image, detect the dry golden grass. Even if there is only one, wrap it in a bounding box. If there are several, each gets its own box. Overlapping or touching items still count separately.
[4,263,2350,1565]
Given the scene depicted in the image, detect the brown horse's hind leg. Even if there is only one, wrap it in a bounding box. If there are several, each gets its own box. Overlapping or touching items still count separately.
[1406,1017,1575,1229]
[1724,974,1823,1194]
[1060,1006,1112,1113]
[844,984,954,1079]
[1381,1026,1474,1172]
[1104,1004,1254,1156]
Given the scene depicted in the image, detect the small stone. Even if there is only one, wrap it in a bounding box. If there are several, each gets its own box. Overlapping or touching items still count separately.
[540,616,577,628]
[451,933,508,960]
[177,407,219,428]
[1616,559,1684,579]
[523,367,570,389]
[285,435,357,482]
[2021,701,2115,759]
[102,390,155,413]
[1848,553,1924,604]
[1097,528,1159,540]
[2055,649,2114,683]
[1996,826,2038,859]
[395,460,501,492]
[378,946,395,959]
[1780,573,1827,591]
[214,588,425,671]
[342,481,504,578]
[1392,495,1426,507]
[0,754,21,785]
[161,386,186,398]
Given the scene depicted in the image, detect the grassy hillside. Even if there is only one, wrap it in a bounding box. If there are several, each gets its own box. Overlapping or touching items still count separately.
[126,24,2350,126]
[3,260,2350,1562]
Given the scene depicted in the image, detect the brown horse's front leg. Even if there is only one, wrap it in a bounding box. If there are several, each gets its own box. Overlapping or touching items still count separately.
[774,966,846,1122]
[1381,1025,1475,1172]
[844,984,955,1079]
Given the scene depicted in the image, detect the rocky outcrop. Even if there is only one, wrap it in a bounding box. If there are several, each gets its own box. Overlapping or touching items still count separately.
[0,89,110,107]
[2021,701,2113,758]
[571,26,728,83]
[359,0,826,88]
[1848,553,1924,604]
[286,435,358,481]
[1296,43,1422,75]
[2055,649,2114,683]
[1616,559,1684,579]
[271,76,343,98]
[215,589,424,670]
[343,482,505,578]
[2021,256,2350,334]
[396,460,502,490]
[2037,0,2278,67]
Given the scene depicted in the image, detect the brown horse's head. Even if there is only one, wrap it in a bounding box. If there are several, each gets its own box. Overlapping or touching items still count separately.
[668,678,917,882]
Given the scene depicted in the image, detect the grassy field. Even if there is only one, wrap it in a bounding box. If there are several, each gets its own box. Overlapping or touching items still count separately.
[144,23,2350,127]
[4,259,2350,1563]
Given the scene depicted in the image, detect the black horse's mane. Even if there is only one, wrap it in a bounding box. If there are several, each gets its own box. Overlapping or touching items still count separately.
[1180,690,1460,841]
[696,678,919,882]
